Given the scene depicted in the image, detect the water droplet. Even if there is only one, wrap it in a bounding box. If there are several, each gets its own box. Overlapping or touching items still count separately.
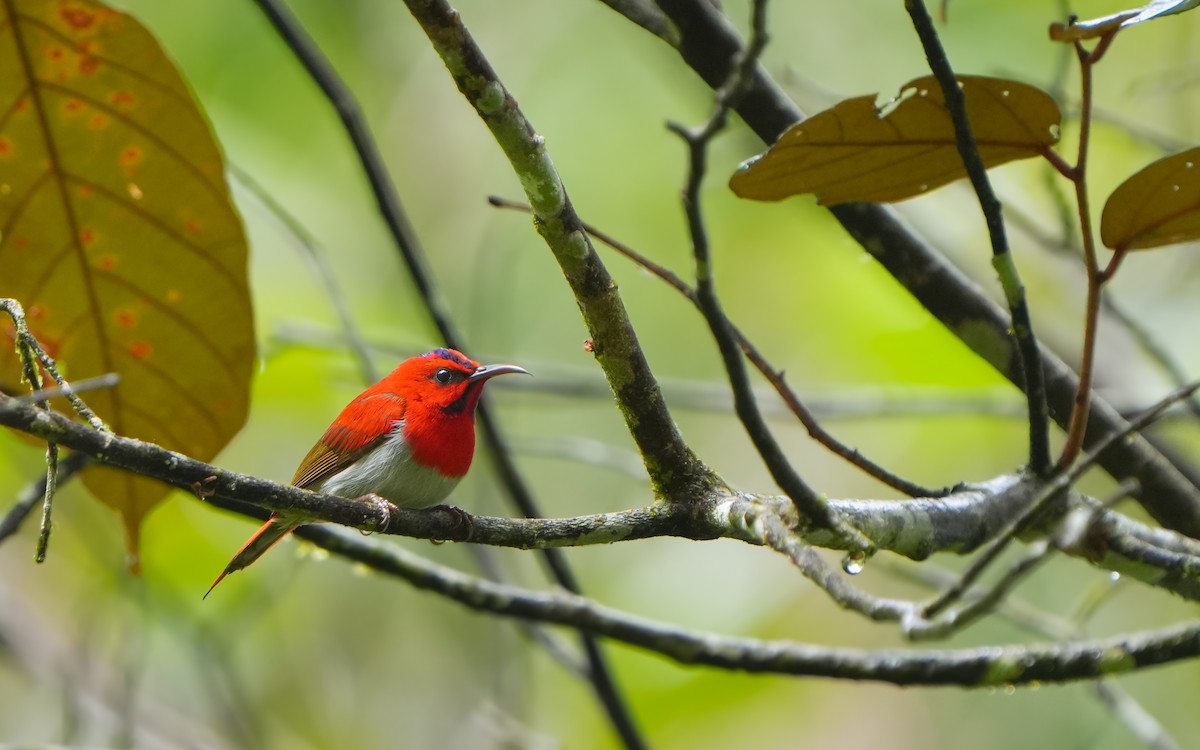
[842,551,866,575]
[1001,90,1011,97]
[1173,184,1180,192]
[1109,571,1120,582]
[1187,162,1194,169]
[1004,684,1016,696]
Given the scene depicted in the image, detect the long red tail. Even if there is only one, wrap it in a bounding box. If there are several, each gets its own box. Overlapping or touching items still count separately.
[204,515,297,598]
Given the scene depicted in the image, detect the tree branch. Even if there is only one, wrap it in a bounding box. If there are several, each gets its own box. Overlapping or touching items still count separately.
[245,2,643,744]
[4,394,1197,602]
[639,0,1200,538]
[400,0,716,505]
[905,0,1051,474]
[298,521,1200,687]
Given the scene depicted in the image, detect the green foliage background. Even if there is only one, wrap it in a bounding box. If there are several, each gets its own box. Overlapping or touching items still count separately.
[2,1,1199,747]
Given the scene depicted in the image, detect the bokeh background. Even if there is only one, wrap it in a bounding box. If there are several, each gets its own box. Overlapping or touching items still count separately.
[3,0,1200,747]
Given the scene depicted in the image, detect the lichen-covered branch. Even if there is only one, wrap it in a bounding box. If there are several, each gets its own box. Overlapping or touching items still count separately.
[3,394,1196,602]
[300,521,1200,687]
[401,0,715,503]
[639,0,1200,538]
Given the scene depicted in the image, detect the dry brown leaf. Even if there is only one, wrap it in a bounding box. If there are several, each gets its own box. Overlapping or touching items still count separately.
[0,0,255,564]
[1101,147,1200,251]
[729,75,1061,205]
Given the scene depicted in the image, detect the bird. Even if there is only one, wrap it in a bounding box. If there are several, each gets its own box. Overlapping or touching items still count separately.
[205,348,528,597]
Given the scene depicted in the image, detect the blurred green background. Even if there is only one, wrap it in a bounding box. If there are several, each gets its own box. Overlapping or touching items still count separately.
[2,0,1200,747]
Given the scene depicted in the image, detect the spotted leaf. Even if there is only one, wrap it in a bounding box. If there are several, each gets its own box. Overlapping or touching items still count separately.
[729,75,1061,205]
[0,0,255,564]
[1101,147,1200,251]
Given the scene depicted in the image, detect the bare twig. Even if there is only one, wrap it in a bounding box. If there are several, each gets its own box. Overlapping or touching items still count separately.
[667,0,858,540]
[228,164,379,382]
[245,1,647,745]
[904,0,1051,475]
[298,521,1200,687]
[639,0,1200,538]
[488,196,942,498]
[0,450,91,543]
[7,373,121,405]
[923,381,1200,619]
[1,299,112,562]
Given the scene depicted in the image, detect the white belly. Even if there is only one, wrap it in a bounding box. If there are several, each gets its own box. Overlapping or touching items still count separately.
[315,426,462,508]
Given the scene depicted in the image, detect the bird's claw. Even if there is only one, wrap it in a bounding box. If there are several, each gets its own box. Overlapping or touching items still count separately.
[357,493,396,536]
[431,504,474,543]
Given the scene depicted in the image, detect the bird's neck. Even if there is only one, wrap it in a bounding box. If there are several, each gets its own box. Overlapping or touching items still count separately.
[401,408,477,478]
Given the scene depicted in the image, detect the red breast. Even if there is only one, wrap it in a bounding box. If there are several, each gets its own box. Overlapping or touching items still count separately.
[291,348,528,490]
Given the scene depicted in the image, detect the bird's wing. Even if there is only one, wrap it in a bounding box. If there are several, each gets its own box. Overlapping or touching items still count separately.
[291,392,407,489]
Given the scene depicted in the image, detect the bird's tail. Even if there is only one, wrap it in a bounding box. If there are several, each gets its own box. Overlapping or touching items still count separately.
[204,515,296,599]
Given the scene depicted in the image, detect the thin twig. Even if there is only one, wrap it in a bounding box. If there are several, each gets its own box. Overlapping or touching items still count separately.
[923,380,1200,618]
[34,443,58,562]
[245,2,646,747]
[1057,35,1114,469]
[640,0,1200,536]
[228,164,379,382]
[1,299,111,562]
[6,373,120,405]
[910,478,1139,639]
[0,450,91,543]
[4,391,1198,599]
[1,299,110,432]
[668,0,857,539]
[489,196,941,498]
[295,522,1200,687]
[904,0,1051,475]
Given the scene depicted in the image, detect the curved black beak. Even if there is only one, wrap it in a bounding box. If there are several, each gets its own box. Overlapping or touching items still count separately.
[469,363,530,382]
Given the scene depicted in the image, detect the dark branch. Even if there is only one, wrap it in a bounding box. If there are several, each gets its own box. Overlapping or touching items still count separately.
[247,1,643,744]
[904,0,1051,474]
[639,0,1200,537]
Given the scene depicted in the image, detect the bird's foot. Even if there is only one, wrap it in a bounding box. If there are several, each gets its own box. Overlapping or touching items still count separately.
[191,475,218,500]
[431,504,474,543]
[356,493,397,536]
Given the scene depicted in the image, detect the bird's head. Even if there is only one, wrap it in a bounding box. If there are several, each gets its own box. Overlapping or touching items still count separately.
[387,348,528,476]
[394,348,528,419]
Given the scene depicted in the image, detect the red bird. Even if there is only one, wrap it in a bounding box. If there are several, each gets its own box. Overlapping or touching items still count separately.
[206,348,528,596]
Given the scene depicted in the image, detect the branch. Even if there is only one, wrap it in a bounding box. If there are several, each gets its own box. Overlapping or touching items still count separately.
[487,196,942,498]
[905,0,1051,474]
[5,395,1197,602]
[298,522,1200,687]
[638,0,1200,538]
[400,0,715,504]
[246,1,643,743]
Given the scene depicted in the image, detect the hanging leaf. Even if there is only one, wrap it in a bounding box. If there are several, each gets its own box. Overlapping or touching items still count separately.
[0,0,256,565]
[1100,147,1200,251]
[729,75,1061,205]
[1050,0,1200,42]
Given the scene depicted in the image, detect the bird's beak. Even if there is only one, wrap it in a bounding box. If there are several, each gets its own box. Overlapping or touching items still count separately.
[469,363,530,382]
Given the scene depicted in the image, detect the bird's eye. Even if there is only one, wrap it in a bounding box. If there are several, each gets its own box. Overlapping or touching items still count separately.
[434,368,453,384]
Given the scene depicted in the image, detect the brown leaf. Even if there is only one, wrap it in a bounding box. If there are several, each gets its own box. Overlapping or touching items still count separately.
[729,75,1061,205]
[1100,147,1200,251]
[0,0,256,562]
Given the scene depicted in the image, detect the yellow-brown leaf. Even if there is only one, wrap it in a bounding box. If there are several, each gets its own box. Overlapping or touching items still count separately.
[1100,147,1200,251]
[729,75,1061,205]
[0,0,255,561]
